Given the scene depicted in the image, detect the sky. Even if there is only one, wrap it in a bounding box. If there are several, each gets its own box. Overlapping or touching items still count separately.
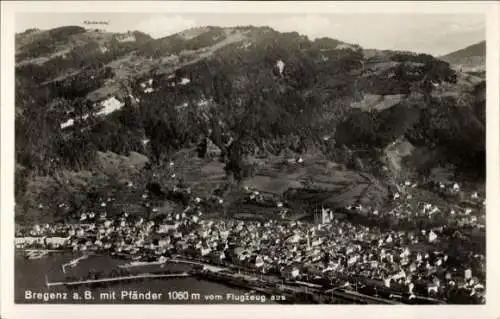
[15,13,486,56]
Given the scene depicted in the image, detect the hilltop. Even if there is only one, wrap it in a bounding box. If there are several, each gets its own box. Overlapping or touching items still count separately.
[439,41,485,72]
[15,25,486,225]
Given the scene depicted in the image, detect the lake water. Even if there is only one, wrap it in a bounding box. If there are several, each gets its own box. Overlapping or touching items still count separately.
[15,251,277,304]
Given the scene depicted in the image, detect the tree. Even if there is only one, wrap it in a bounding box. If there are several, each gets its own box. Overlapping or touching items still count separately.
[212,72,233,105]
[15,101,61,175]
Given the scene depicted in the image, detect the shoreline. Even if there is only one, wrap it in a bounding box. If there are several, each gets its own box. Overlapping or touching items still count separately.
[14,249,406,304]
[13,247,452,305]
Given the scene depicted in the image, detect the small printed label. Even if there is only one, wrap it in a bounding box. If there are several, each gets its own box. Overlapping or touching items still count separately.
[24,290,69,302]
[83,20,109,25]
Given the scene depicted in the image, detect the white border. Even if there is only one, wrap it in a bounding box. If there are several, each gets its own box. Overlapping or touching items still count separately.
[1,2,499,319]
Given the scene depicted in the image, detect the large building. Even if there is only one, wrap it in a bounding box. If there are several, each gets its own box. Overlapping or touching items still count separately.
[313,207,334,225]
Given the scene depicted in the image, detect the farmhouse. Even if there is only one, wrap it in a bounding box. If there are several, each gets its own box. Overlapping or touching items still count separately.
[59,96,125,129]
[116,32,136,43]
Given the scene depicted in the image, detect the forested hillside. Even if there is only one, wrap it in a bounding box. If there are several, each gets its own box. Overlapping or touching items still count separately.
[15,25,486,224]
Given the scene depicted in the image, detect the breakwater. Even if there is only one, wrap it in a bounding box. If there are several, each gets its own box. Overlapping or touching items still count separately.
[46,272,191,287]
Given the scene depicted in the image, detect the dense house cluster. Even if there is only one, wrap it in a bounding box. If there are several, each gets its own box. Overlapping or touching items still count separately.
[355,181,485,231]
[17,159,485,304]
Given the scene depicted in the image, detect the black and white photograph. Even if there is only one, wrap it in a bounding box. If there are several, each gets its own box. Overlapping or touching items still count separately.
[1,1,499,318]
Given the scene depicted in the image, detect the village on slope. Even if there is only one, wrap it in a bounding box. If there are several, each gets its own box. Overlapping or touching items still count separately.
[16,157,486,305]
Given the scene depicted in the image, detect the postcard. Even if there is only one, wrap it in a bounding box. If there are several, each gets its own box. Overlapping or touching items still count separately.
[1,1,499,319]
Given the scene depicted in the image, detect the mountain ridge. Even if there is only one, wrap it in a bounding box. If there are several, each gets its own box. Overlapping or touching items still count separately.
[14,25,486,224]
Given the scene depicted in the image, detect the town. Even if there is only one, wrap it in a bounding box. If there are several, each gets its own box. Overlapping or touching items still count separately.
[15,172,486,305]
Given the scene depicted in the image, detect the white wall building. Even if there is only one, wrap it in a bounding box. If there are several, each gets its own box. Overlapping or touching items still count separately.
[276,60,285,76]
[59,96,125,129]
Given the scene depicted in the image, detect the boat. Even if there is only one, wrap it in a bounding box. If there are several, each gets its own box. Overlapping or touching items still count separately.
[118,258,168,269]
[119,261,151,268]
[25,250,49,260]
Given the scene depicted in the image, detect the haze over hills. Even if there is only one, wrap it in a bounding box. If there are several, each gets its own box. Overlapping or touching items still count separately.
[14,25,485,225]
[440,41,485,63]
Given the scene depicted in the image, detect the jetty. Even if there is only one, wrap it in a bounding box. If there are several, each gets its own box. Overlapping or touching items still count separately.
[25,250,51,260]
[24,249,61,253]
[45,272,191,287]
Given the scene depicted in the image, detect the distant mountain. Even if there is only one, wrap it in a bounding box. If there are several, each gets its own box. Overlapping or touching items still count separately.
[439,41,485,70]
